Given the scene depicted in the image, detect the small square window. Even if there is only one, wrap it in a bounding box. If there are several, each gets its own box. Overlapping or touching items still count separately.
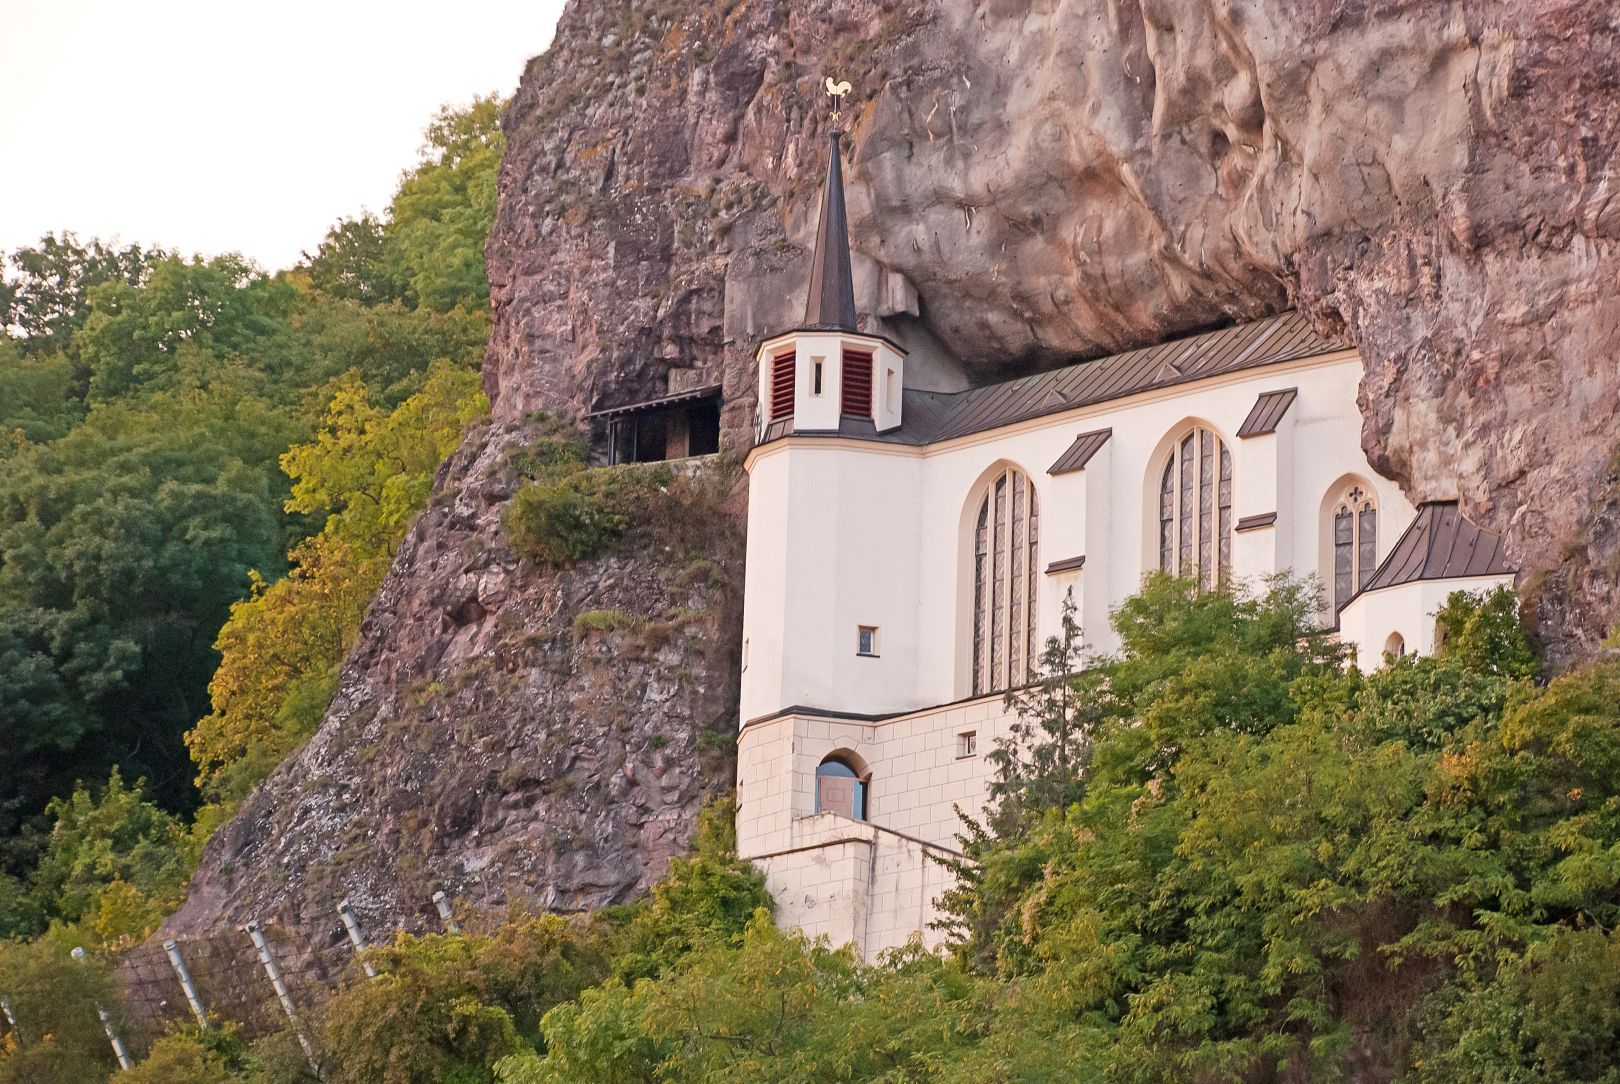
[856,625,879,657]
[957,731,977,758]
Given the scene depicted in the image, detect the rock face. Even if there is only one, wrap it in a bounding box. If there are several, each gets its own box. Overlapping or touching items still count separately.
[173,0,1620,942]
[165,422,742,941]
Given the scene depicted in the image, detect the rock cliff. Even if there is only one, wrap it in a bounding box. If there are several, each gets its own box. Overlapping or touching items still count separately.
[171,0,1620,942]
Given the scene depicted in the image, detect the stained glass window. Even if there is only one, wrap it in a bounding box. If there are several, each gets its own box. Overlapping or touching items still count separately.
[972,468,1040,695]
[1332,484,1378,611]
[1158,427,1233,587]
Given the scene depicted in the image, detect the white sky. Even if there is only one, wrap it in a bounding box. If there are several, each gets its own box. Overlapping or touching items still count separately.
[0,0,567,271]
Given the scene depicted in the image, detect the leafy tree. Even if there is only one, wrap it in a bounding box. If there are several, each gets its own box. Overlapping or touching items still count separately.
[1,232,156,357]
[26,769,190,946]
[298,214,410,308]
[0,384,296,813]
[610,796,772,983]
[76,254,293,403]
[385,96,505,313]
[0,937,118,1084]
[187,363,486,807]
[257,292,489,408]
[0,339,81,444]
[312,915,611,1084]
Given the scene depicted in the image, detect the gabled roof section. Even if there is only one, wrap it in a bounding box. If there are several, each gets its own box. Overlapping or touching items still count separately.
[1237,388,1298,437]
[1048,428,1112,475]
[1359,502,1515,595]
[802,131,858,332]
[756,312,1349,449]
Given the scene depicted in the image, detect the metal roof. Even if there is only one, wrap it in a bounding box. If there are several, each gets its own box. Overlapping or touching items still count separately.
[1357,501,1515,596]
[1237,388,1298,437]
[802,131,858,332]
[757,311,1349,449]
[585,384,722,420]
[1048,429,1113,475]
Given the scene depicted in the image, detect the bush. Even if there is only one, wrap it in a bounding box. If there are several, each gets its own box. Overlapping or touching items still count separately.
[310,914,613,1084]
[121,1027,248,1084]
[611,796,771,983]
[504,462,669,567]
[26,769,191,948]
[501,424,739,570]
[0,938,117,1084]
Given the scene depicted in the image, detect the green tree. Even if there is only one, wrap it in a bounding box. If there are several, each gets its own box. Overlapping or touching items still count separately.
[76,254,293,403]
[385,96,505,313]
[186,363,486,808]
[1,232,156,357]
[298,213,410,308]
[26,769,190,946]
[0,384,296,813]
[0,339,81,444]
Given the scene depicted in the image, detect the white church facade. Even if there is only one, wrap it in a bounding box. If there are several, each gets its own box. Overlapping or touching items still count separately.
[731,132,1515,959]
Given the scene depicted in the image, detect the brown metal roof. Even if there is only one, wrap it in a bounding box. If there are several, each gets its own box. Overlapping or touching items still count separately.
[586,384,721,420]
[1356,501,1515,596]
[1237,388,1298,437]
[1045,555,1086,574]
[757,311,1350,449]
[1048,428,1112,475]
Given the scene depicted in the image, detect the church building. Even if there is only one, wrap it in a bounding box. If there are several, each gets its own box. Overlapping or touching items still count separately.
[732,129,1516,959]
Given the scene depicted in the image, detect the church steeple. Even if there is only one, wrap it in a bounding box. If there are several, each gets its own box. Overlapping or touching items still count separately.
[752,80,905,441]
[802,130,858,332]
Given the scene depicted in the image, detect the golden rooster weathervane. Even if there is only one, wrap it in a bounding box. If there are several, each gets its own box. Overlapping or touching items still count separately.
[825,75,853,123]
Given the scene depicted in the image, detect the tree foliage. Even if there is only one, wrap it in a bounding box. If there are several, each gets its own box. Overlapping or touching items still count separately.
[0,96,500,947]
[187,363,486,808]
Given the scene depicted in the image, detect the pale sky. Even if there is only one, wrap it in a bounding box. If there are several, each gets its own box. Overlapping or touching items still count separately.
[0,0,567,271]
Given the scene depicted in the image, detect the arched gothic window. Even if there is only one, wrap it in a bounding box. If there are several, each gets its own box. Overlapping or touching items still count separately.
[971,467,1039,696]
[1157,427,1232,588]
[815,755,866,820]
[1332,484,1377,610]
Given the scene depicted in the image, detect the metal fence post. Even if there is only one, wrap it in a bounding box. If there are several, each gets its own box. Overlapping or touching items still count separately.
[335,901,377,979]
[70,947,131,1071]
[432,890,461,934]
[162,938,209,1029]
[245,922,320,1076]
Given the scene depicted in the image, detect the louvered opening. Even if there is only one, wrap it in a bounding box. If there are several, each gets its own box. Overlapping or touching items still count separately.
[769,351,796,420]
[841,349,873,417]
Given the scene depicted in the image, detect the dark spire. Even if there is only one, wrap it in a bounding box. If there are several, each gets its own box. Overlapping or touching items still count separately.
[802,130,858,332]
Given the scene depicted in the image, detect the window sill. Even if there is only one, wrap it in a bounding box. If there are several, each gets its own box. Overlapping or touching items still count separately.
[856,652,880,659]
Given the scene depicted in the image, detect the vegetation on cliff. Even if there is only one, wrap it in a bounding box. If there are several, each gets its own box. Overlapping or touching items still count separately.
[10,576,1619,1081]
[0,97,502,946]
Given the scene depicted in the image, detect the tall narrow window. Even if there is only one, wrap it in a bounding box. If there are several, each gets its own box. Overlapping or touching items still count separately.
[1332,484,1378,611]
[971,467,1039,696]
[842,349,873,416]
[1158,427,1232,587]
[769,351,795,420]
